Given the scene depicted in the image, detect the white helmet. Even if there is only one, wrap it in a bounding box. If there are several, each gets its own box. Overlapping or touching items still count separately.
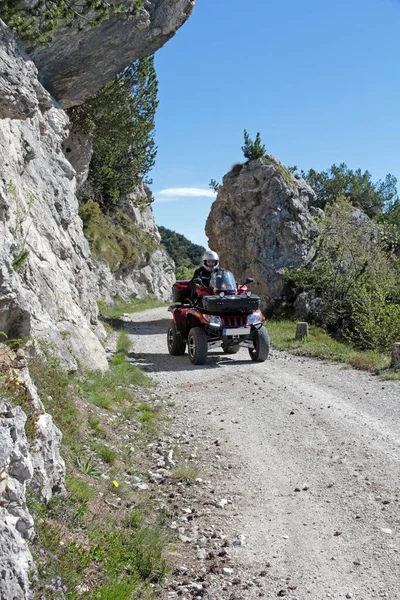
[202,250,219,272]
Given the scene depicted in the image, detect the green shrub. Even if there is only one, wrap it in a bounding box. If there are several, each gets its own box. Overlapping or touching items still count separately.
[287,197,400,351]
[175,266,193,280]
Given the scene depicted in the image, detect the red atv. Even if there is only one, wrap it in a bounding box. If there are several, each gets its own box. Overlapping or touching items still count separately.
[167,269,270,365]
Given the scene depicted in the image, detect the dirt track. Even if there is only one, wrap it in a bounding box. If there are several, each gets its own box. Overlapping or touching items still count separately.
[127,307,400,600]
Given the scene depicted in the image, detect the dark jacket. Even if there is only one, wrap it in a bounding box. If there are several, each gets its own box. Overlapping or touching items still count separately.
[190,266,220,297]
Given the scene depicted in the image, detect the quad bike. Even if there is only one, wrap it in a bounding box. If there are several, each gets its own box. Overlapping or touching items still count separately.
[167,269,270,365]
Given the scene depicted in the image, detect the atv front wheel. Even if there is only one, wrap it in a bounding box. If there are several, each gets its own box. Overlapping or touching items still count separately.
[167,322,186,356]
[248,327,270,362]
[188,327,208,365]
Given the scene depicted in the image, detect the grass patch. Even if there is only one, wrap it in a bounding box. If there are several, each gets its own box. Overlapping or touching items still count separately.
[88,417,107,437]
[74,361,151,410]
[94,442,117,464]
[137,402,158,423]
[267,320,391,372]
[29,353,81,443]
[116,328,132,354]
[75,455,101,478]
[30,511,166,599]
[380,369,400,381]
[172,461,199,482]
[67,475,97,504]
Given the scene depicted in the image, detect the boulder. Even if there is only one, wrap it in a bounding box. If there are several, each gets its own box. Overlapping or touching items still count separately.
[206,157,319,309]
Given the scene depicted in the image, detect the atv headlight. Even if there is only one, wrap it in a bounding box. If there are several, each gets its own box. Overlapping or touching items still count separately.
[204,315,222,327]
[247,310,263,325]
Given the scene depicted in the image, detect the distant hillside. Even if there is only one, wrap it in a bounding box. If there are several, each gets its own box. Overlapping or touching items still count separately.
[159,226,205,278]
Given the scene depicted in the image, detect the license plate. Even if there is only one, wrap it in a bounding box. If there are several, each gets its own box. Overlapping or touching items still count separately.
[223,327,249,336]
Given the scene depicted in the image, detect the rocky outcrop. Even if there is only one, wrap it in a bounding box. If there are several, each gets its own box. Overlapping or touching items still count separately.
[21,0,196,108]
[206,157,319,309]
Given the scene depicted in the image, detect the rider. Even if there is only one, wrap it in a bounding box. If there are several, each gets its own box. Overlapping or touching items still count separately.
[190,250,220,297]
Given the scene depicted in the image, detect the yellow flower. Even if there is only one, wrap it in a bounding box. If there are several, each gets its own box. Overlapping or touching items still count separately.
[112,480,119,488]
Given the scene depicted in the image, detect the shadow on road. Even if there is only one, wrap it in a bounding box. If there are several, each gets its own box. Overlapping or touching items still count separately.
[126,314,255,372]
[123,318,172,336]
[127,351,253,373]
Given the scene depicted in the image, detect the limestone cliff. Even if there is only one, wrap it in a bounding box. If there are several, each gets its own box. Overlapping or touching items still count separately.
[0,21,109,372]
[206,157,319,309]
[0,20,175,371]
[0,9,179,598]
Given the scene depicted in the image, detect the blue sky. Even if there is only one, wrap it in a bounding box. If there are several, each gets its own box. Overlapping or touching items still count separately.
[151,0,400,248]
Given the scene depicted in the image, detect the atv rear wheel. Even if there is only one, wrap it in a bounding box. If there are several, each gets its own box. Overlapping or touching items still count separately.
[167,322,186,356]
[188,327,208,365]
[248,327,270,362]
[223,345,240,354]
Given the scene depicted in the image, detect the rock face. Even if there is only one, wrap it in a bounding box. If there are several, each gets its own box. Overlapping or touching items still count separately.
[0,347,66,600]
[0,21,108,371]
[0,399,34,600]
[96,185,175,303]
[23,0,196,108]
[206,157,319,308]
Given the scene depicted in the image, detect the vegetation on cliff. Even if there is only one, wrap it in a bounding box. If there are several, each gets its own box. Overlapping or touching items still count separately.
[0,0,143,44]
[241,129,266,160]
[79,200,158,272]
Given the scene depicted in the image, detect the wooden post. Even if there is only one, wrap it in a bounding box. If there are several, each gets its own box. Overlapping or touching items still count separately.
[391,343,400,369]
[296,322,309,340]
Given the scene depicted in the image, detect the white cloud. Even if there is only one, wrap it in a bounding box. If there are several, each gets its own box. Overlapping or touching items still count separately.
[157,187,217,198]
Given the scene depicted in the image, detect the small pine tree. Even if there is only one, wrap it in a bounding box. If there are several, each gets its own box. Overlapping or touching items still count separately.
[209,179,221,192]
[241,129,266,160]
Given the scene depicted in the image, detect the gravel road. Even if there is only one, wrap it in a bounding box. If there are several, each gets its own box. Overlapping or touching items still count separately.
[126,307,399,600]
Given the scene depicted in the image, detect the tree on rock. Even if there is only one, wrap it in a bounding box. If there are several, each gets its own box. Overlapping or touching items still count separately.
[241,130,266,160]
[74,55,158,211]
